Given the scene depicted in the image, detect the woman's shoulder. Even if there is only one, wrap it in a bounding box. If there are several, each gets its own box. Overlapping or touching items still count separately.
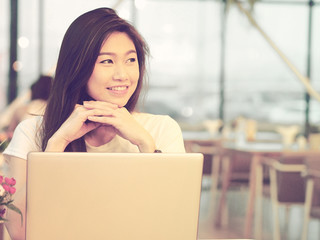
[17,115,43,129]
[133,112,182,133]
[133,112,185,152]
[133,112,176,124]
[12,115,43,143]
[3,116,43,160]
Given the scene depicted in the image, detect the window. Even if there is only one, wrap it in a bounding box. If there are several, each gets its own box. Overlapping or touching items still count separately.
[2,0,320,127]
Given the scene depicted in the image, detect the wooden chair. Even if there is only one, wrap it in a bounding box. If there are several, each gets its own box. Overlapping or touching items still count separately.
[215,148,270,227]
[301,157,320,240]
[261,155,307,240]
[184,140,222,206]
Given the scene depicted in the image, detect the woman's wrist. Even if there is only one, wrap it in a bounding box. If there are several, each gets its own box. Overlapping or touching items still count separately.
[138,142,156,153]
[45,134,70,152]
[137,133,156,153]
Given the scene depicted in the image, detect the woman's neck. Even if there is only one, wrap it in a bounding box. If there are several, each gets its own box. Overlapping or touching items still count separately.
[85,125,117,147]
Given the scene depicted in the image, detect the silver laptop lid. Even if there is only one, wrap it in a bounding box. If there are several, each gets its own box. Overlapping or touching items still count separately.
[26,152,203,240]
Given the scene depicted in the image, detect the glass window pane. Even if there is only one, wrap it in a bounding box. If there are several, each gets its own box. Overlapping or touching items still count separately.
[3,0,320,128]
[225,2,316,125]
[18,0,41,94]
[136,0,221,123]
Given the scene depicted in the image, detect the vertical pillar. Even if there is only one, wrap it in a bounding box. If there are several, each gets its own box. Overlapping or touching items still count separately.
[8,0,18,103]
[38,0,44,75]
[131,0,137,26]
[219,0,227,122]
[304,0,314,137]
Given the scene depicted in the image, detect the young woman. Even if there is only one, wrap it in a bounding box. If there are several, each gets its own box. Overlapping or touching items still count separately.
[3,8,185,240]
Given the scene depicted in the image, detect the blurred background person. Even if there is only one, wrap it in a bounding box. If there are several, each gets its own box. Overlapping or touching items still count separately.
[5,75,52,139]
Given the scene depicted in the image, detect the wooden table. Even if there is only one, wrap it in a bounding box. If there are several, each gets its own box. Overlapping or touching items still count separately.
[215,142,283,238]
[214,141,320,239]
[216,142,320,239]
[183,131,282,234]
[182,131,319,239]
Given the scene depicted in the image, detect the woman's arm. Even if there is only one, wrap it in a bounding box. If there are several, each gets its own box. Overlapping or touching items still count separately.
[3,155,26,240]
[45,104,102,152]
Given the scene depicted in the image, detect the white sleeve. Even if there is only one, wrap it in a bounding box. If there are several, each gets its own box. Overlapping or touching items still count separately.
[154,116,186,153]
[3,117,42,160]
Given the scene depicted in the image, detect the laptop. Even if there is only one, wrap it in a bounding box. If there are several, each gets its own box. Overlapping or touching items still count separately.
[26,152,204,240]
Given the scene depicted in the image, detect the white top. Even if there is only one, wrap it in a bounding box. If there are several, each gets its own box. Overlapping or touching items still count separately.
[3,113,186,160]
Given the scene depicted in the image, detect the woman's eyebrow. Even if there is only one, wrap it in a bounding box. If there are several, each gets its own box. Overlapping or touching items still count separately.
[98,50,137,56]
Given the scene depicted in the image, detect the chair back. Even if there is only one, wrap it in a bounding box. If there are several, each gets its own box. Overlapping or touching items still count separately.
[276,156,306,203]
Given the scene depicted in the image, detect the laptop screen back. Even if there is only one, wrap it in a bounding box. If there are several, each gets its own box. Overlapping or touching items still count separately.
[26,152,203,240]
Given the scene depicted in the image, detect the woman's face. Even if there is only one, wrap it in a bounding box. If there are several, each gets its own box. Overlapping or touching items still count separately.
[87,31,140,107]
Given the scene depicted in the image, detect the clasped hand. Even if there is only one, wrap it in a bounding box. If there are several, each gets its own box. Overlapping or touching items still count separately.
[46,101,155,152]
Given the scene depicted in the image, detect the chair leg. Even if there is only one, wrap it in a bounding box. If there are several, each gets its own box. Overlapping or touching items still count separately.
[270,167,281,240]
[254,158,263,239]
[210,154,221,218]
[284,205,290,240]
[244,154,260,238]
[254,158,264,240]
[215,156,231,227]
[301,178,314,240]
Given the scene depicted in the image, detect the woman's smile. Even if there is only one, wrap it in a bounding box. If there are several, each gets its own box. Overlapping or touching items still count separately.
[106,85,130,96]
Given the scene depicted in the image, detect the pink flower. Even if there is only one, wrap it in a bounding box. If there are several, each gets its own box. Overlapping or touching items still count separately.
[0,176,22,222]
[2,184,9,192]
[2,184,16,195]
[5,177,16,186]
[9,187,16,194]
[11,178,16,186]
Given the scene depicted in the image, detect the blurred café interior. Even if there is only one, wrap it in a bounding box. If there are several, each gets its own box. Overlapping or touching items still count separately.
[1,0,320,239]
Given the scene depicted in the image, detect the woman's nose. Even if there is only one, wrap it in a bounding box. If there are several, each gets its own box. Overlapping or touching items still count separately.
[113,64,128,81]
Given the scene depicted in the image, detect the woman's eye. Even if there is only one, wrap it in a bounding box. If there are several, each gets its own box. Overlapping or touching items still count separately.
[100,59,113,64]
[127,58,136,63]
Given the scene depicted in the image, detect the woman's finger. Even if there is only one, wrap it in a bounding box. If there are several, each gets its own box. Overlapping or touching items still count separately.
[86,109,115,118]
[83,101,118,110]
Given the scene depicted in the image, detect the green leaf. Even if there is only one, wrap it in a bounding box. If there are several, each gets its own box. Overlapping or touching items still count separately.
[7,204,23,226]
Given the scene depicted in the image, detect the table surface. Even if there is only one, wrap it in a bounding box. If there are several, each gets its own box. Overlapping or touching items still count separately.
[182,131,281,142]
[223,141,284,152]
